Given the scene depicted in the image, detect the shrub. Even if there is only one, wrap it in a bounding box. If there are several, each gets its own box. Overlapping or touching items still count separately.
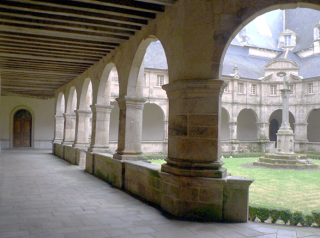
[312,210,320,226]
[279,209,291,225]
[255,207,270,222]
[305,215,314,226]
[269,208,282,223]
[290,211,305,226]
[248,206,257,221]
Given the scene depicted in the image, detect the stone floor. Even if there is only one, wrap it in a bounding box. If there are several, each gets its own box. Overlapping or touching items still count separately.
[0,149,319,238]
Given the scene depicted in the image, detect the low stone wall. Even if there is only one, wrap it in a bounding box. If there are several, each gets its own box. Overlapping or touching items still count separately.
[125,161,161,205]
[53,143,64,158]
[221,141,276,154]
[109,141,167,155]
[63,146,76,165]
[295,142,320,154]
[58,149,253,222]
[93,153,124,188]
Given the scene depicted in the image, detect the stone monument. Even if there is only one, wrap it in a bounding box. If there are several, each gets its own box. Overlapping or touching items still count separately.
[254,72,318,169]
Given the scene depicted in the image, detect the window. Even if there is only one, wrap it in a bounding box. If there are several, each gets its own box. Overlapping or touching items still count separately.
[251,84,257,95]
[238,83,244,94]
[156,75,164,87]
[284,35,291,46]
[111,77,119,84]
[224,84,229,92]
[270,85,277,95]
[308,83,314,94]
[288,84,293,94]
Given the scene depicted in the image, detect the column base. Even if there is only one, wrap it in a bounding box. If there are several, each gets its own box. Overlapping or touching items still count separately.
[72,143,90,149]
[52,139,63,144]
[161,164,227,178]
[159,172,253,222]
[113,152,147,161]
[88,146,113,154]
[62,141,73,146]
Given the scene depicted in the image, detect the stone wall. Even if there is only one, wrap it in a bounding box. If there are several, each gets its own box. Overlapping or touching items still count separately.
[78,152,253,222]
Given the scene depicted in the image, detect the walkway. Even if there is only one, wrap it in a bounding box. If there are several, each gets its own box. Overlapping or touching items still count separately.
[0,149,319,238]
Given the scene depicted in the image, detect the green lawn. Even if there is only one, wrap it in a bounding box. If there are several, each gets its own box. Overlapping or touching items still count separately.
[149,158,320,214]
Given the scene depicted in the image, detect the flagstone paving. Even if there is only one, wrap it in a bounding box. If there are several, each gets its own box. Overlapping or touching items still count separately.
[0,149,319,238]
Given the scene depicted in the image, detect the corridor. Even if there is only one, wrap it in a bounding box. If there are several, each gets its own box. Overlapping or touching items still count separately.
[0,150,319,238]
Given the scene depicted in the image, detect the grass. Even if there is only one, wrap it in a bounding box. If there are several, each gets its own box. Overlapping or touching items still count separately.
[149,157,320,215]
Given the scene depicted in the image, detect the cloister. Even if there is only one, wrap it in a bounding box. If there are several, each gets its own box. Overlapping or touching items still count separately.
[2,0,320,222]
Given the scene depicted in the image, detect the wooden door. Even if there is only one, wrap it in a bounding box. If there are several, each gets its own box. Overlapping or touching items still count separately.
[13,110,32,147]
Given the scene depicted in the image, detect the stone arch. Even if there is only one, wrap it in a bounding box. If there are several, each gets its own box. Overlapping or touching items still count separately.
[78,78,92,110]
[237,108,258,141]
[221,107,230,141]
[142,103,165,141]
[56,92,65,115]
[127,36,167,97]
[96,63,118,105]
[66,86,77,114]
[307,108,320,142]
[10,105,35,148]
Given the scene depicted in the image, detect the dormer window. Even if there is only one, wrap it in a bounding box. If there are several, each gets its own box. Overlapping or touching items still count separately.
[278,29,296,49]
[284,35,291,46]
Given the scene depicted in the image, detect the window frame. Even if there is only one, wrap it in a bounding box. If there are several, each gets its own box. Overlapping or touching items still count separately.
[238,82,244,94]
[270,85,277,96]
[251,84,257,95]
[308,83,314,94]
[156,74,164,87]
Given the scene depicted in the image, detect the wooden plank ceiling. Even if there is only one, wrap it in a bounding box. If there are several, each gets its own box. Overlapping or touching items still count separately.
[0,0,176,99]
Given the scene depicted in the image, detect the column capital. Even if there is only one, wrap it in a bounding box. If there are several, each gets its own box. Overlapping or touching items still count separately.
[294,122,308,126]
[228,121,238,126]
[74,109,91,116]
[54,114,64,119]
[116,96,146,110]
[162,79,227,99]
[63,113,76,119]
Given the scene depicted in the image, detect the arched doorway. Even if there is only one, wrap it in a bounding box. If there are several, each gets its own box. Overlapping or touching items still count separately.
[269,118,279,144]
[307,109,320,142]
[13,109,32,147]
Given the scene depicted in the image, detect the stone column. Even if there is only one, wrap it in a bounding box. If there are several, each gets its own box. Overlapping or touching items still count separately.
[228,121,238,142]
[163,120,168,142]
[73,110,92,149]
[53,115,64,143]
[161,79,227,178]
[256,122,270,141]
[294,122,308,142]
[88,104,114,153]
[62,113,76,145]
[276,89,294,154]
[113,97,146,160]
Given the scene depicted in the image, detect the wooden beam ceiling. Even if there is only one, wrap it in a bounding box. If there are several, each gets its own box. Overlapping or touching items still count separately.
[0,0,176,99]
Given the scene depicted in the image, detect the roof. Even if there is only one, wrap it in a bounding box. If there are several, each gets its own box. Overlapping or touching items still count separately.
[144,41,168,70]
[285,8,320,52]
[222,45,270,79]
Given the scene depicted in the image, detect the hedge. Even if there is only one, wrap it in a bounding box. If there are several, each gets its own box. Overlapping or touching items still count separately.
[249,206,320,227]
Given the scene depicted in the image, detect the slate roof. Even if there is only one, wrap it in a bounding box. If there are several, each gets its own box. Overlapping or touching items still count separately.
[144,41,168,70]
[222,45,270,79]
[285,8,320,52]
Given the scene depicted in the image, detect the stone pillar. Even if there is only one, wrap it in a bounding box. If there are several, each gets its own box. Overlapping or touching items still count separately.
[276,89,294,154]
[113,97,146,160]
[294,122,308,142]
[163,120,168,142]
[62,113,76,145]
[161,79,227,178]
[229,121,238,142]
[88,104,114,153]
[53,115,64,143]
[73,110,92,149]
[256,122,270,141]
[159,79,253,221]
